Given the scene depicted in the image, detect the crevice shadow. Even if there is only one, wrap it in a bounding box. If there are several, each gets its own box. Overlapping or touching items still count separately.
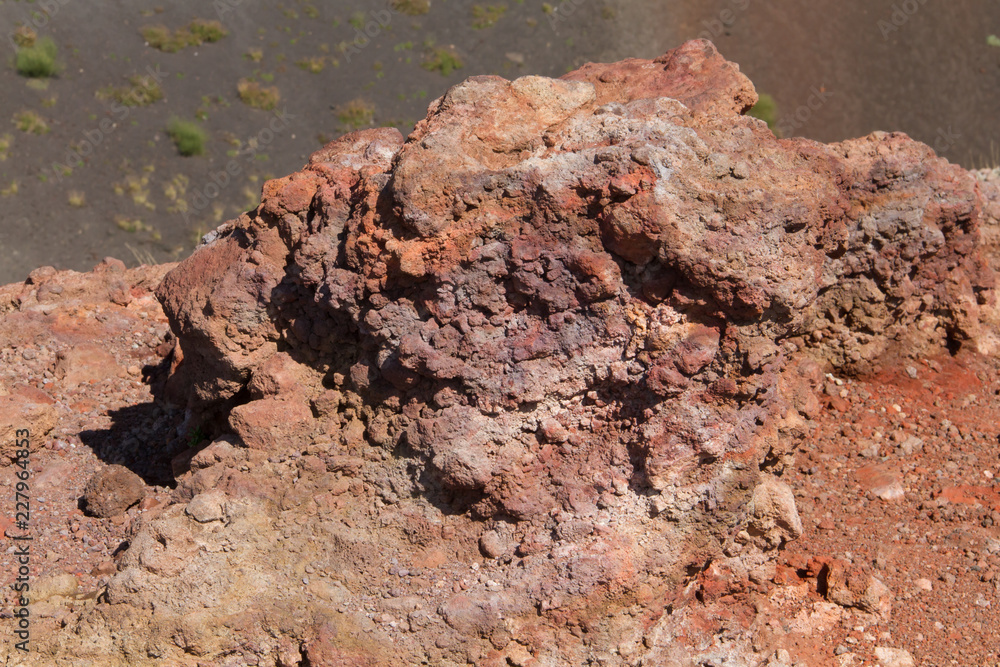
[77,353,191,488]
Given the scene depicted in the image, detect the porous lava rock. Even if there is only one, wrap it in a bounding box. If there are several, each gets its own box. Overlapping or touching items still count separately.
[143,38,996,666]
[13,40,993,666]
[158,38,991,528]
[82,464,147,518]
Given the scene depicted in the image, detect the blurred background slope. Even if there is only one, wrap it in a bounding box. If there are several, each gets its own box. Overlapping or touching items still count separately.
[0,0,998,284]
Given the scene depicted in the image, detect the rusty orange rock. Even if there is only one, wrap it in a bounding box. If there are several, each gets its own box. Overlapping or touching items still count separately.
[143,39,997,666]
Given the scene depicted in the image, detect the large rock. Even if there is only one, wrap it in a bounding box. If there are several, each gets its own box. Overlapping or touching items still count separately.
[81,39,991,666]
[157,39,992,529]
[82,465,147,518]
[742,478,803,549]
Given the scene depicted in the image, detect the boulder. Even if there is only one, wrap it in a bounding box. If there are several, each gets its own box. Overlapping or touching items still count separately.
[82,464,146,518]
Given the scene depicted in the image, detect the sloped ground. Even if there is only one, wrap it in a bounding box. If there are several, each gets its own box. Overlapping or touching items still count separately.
[6,0,1000,288]
[2,276,999,665]
[0,0,627,285]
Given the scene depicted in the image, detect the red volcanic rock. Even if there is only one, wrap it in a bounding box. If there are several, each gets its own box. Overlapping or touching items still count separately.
[82,464,147,518]
[246,350,319,398]
[561,38,759,115]
[228,396,315,449]
[304,620,383,667]
[824,559,894,619]
[54,343,123,387]
[0,385,57,461]
[856,463,906,501]
[137,40,996,665]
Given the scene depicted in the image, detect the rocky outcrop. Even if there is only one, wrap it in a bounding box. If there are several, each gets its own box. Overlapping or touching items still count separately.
[158,38,992,515]
[7,40,996,666]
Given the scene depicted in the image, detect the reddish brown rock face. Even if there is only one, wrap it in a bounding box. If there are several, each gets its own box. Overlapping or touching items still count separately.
[147,39,995,666]
[159,39,988,516]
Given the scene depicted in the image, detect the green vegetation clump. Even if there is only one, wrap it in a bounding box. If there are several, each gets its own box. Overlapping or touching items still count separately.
[471,4,507,29]
[16,36,59,78]
[164,173,190,214]
[13,110,49,135]
[116,217,143,232]
[748,93,779,135]
[67,191,87,207]
[167,117,207,156]
[336,98,375,131]
[0,134,11,161]
[237,78,281,110]
[140,19,228,53]
[113,169,156,209]
[422,46,463,76]
[188,18,228,43]
[296,56,326,73]
[115,217,161,241]
[97,74,164,107]
[187,426,206,449]
[13,25,36,48]
[390,0,431,15]
[139,25,176,51]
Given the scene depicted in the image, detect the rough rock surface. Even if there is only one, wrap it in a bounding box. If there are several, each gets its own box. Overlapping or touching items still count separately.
[82,465,147,518]
[0,386,58,461]
[1,40,999,666]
